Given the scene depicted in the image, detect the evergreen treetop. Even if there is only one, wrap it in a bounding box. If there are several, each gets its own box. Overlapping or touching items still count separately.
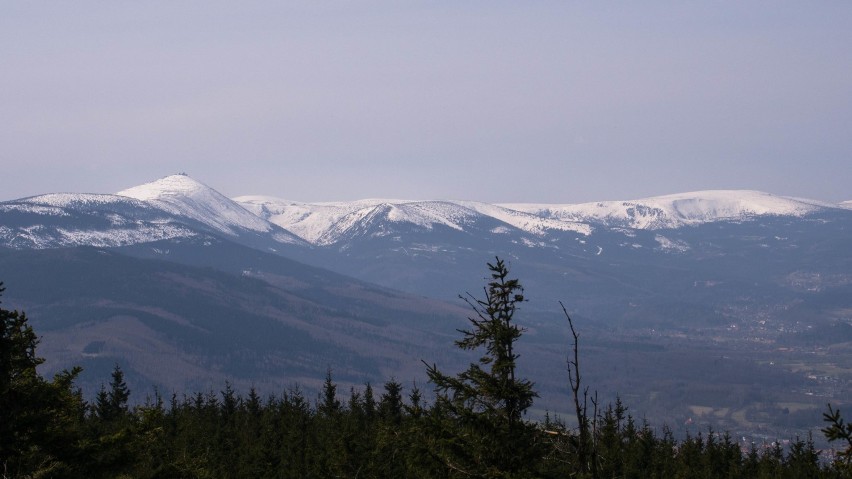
[425,258,540,477]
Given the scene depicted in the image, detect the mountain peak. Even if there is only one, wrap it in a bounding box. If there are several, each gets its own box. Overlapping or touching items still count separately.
[117,175,278,236]
[117,174,210,201]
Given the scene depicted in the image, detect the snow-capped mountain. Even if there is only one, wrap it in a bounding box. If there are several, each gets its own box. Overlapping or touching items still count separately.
[235,197,470,245]
[228,188,852,308]
[236,190,837,246]
[236,197,589,246]
[118,174,304,245]
[7,175,846,265]
[0,175,306,250]
[4,176,848,260]
[501,190,833,230]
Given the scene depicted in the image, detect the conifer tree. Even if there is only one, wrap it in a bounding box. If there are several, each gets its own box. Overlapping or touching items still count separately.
[89,365,136,478]
[0,282,86,477]
[315,368,345,477]
[425,258,540,478]
[379,379,403,424]
[823,403,852,472]
[318,368,341,416]
[95,364,130,422]
[375,380,407,477]
[0,282,43,469]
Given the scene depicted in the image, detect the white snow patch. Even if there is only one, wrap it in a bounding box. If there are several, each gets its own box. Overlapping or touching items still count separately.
[520,237,547,248]
[611,228,637,238]
[654,235,691,253]
[54,226,197,248]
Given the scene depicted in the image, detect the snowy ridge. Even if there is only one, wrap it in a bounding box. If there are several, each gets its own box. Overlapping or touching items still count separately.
[0,203,69,217]
[236,196,595,245]
[18,193,150,210]
[3,193,152,218]
[237,197,353,244]
[452,201,592,236]
[236,191,831,245]
[502,190,831,230]
[332,201,475,236]
[0,193,198,249]
[0,223,197,249]
[237,197,485,245]
[118,175,279,238]
[4,176,846,252]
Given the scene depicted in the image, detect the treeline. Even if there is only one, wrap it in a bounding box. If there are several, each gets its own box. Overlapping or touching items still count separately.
[3,366,848,478]
[2,259,851,478]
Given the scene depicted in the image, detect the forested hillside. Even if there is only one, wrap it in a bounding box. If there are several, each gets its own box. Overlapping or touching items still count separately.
[3,263,850,478]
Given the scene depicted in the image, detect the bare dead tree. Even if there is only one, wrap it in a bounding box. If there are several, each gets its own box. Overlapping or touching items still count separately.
[561,301,599,478]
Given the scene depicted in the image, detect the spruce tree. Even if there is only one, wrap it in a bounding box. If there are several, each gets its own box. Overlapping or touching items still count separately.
[95,364,130,422]
[425,258,540,478]
[0,282,43,468]
[0,282,86,477]
[823,404,852,472]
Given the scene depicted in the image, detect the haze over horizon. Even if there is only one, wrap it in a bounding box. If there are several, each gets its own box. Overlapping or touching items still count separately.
[3,2,850,203]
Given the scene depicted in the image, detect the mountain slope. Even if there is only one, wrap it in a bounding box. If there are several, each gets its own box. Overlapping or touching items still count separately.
[0,245,468,396]
[236,197,487,245]
[501,190,833,229]
[0,193,198,249]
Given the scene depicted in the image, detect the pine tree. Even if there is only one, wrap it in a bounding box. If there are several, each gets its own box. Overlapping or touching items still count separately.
[425,258,540,478]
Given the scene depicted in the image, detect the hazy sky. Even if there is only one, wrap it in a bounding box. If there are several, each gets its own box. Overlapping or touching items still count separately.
[2,2,850,203]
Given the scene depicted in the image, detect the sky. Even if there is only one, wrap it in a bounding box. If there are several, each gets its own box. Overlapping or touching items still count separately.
[2,2,850,204]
